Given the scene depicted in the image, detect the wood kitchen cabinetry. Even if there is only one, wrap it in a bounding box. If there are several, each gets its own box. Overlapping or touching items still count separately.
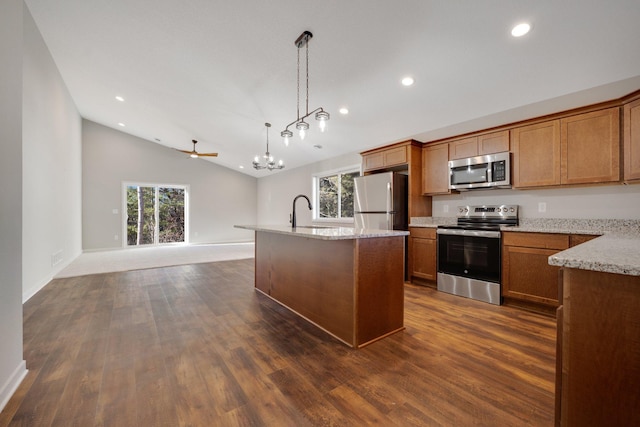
[449,130,510,160]
[511,120,562,188]
[624,97,640,182]
[557,268,640,426]
[362,145,408,172]
[361,140,431,218]
[561,107,620,185]
[408,227,437,285]
[502,232,569,312]
[512,107,621,189]
[422,143,450,195]
[503,232,599,313]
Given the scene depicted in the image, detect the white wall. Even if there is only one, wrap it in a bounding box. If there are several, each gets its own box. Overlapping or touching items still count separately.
[82,121,257,250]
[0,0,27,413]
[432,184,640,220]
[22,6,83,301]
[257,152,361,226]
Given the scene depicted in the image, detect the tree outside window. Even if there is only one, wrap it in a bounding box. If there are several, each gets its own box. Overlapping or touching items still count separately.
[316,170,359,220]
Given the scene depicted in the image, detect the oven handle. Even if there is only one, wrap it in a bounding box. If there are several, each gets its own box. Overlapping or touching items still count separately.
[436,229,501,238]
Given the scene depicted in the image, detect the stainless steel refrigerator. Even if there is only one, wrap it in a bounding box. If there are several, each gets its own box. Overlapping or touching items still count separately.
[353,172,408,230]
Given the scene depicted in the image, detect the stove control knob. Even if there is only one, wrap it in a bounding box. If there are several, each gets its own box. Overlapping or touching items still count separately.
[510,208,515,212]
[497,208,502,212]
[459,208,464,213]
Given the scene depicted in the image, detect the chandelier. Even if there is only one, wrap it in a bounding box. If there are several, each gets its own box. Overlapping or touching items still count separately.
[253,123,284,171]
[280,31,329,146]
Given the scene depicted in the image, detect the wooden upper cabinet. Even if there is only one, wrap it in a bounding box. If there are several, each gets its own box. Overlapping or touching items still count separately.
[449,130,510,160]
[478,130,509,155]
[449,137,478,160]
[362,145,407,172]
[561,107,621,185]
[624,98,640,182]
[422,143,450,195]
[511,120,562,188]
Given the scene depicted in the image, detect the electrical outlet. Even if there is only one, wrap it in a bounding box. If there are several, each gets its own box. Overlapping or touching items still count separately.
[538,202,547,213]
[114,234,119,240]
[112,208,119,214]
[443,205,449,213]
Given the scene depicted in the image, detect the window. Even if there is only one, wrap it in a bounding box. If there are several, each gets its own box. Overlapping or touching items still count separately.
[124,183,188,246]
[313,167,360,222]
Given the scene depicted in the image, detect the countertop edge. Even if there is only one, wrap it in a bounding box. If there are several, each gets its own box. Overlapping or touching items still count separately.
[235,225,409,240]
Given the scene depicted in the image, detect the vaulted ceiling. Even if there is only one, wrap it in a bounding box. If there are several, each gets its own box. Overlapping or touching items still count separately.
[25,0,640,176]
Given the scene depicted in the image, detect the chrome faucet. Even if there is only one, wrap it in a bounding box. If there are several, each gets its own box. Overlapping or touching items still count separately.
[291,194,312,228]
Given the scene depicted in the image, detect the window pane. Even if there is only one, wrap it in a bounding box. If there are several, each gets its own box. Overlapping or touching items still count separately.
[158,188,185,243]
[340,172,358,218]
[319,175,338,218]
[126,186,156,245]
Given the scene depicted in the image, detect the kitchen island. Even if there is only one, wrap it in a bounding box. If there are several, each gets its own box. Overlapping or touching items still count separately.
[548,232,640,427]
[235,225,409,348]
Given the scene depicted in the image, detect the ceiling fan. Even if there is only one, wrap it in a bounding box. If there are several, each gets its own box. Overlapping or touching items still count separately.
[177,140,218,158]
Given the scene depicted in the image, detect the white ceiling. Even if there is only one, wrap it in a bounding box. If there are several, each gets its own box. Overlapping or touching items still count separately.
[24,0,640,176]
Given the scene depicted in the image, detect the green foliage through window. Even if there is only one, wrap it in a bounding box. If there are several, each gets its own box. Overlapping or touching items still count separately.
[127,185,185,246]
[317,170,358,219]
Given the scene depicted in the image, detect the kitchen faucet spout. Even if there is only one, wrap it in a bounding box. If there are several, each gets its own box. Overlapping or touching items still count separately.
[291,194,312,228]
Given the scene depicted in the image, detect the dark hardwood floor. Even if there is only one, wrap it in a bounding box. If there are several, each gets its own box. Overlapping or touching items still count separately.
[0,259,556,426]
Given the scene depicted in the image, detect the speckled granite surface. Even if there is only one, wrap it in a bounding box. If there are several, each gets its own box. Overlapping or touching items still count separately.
[549,234,640,276]
[508,218,640,235]
[409,217,640,276]
[235,225,409,241]
[409,217,455,227]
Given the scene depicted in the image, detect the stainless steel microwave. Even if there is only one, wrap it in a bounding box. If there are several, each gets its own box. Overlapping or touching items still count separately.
[448,151,511,190]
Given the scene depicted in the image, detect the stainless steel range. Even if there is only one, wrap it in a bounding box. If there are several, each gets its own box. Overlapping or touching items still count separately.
[436,205,518,305]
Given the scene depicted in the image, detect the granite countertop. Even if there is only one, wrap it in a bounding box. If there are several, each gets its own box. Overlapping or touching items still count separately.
[409,217,640,276]
[549,233,640,276]
[234,225,409,241]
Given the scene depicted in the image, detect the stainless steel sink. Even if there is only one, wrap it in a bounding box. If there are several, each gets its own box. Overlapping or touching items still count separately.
[294,225,336,229]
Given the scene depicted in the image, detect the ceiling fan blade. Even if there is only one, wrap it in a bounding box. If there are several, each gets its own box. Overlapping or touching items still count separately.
[176,149,196,154]
[197,153,218,157]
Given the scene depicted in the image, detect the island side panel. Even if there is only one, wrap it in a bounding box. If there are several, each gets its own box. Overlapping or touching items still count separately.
[355,236,405,346]
[561,268,640,427]
[254,231,271,294]
[256,231,356,346]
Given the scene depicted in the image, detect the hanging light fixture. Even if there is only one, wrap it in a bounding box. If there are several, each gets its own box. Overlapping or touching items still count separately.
[253,123,284,171]
[280,31,329,146]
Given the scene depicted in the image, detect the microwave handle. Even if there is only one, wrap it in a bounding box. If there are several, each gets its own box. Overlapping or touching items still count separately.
[487,163,493,183]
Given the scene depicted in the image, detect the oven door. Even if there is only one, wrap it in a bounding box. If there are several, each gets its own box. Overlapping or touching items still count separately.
[436,228,501,283]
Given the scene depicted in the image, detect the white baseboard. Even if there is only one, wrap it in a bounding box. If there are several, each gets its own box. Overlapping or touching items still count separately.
[0,360,27,414]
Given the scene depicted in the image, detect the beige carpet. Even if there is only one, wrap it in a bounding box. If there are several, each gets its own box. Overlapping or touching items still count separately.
[54,242,255,278]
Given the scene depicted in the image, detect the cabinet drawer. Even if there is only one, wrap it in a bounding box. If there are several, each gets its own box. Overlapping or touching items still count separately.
[410,227,436,239]
[503,232,569,250]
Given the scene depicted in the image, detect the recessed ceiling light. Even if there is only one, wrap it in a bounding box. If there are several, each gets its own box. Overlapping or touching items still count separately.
[401,77,414,86]
[339,107,349,115]
[115,96,125,102]
[118,122,125,127]
[511,22,531,37]
[239,165,244,169]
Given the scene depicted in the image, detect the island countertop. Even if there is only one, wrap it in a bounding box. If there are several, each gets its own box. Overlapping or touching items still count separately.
[234,225,409,240]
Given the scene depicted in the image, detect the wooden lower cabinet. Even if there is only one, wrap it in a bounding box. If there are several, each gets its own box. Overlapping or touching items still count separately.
[502,232,569,311]
[502,232,600,313]
[409,227,437,284]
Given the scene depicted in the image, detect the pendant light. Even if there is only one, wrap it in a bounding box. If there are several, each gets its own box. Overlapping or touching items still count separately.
[253,123,284,171]
[280,31,329,146]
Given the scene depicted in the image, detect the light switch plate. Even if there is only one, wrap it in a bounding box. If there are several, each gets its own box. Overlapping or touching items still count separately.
[538,202,547,213]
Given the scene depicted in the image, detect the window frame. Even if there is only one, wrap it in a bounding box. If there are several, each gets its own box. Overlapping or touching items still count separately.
[122,182,190,247]
[312,165,361,223]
